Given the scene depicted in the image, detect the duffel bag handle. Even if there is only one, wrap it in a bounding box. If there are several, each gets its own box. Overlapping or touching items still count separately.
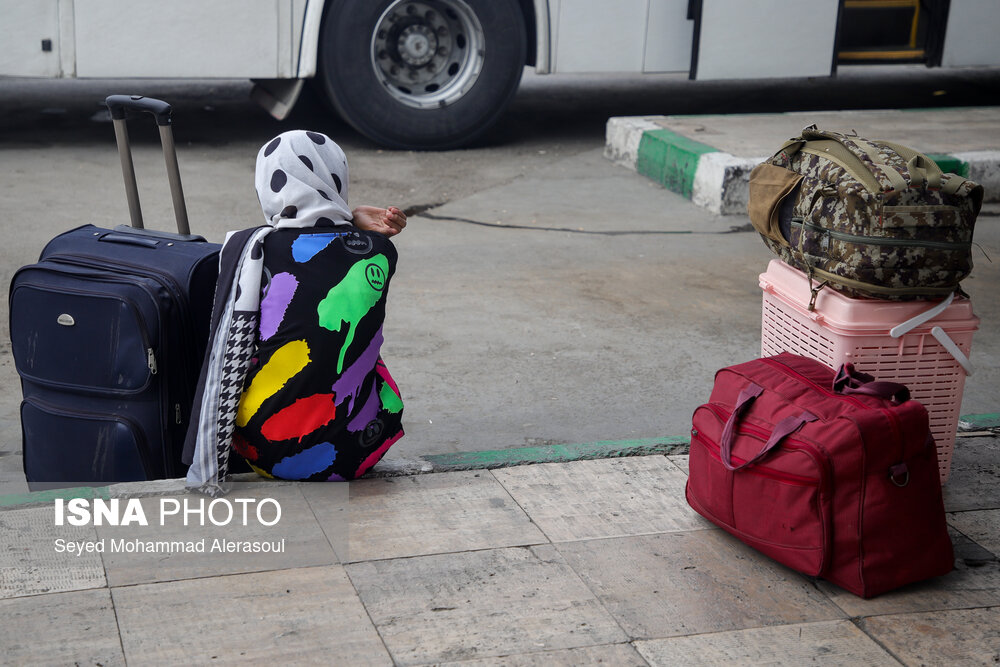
[833,364,911,404]
[719,383,817,471]
[905,154,943,190]
[879,140,951,191]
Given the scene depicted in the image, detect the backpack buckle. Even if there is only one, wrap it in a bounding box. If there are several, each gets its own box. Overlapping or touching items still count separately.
[806,267,828,312]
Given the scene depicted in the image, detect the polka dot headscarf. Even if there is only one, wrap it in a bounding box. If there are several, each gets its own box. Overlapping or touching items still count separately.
[254,130,352,228]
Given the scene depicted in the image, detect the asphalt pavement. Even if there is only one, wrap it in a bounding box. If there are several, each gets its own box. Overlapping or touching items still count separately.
[1,103,999,664]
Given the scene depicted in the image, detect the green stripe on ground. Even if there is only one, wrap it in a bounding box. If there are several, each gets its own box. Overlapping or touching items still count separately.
[424,436,691,471]
[927,153,969,178]
[959,413,1000,430]
[0,485,110,509]
[1,413,997,506]
[636,129,718,198]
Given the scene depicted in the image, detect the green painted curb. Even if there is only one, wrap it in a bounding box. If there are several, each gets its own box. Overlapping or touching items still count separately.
[927,153,970,178]
[636,129,718,199]
[2,413,997,508]
[424,436,691,471]
[0,485,110,509]
[959,413,1000,430]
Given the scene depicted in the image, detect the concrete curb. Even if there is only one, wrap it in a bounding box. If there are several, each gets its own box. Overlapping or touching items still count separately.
[606,116,1000,215]
[605,117,762,216]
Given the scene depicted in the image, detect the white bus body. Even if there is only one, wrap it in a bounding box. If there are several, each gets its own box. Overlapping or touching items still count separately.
[2,0,998,148]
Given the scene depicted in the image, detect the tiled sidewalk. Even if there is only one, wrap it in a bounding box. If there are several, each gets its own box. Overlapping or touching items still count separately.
[2,434,998,665]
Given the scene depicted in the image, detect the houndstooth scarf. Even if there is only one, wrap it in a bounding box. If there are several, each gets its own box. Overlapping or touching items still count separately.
[183,130,352,496]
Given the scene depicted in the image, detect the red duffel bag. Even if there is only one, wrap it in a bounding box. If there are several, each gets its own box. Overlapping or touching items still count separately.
[686,352,954,598]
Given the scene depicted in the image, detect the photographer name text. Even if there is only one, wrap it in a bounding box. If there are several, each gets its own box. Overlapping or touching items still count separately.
[53,537,286,556]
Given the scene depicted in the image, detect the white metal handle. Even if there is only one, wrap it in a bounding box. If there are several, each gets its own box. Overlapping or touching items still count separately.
[890,292,954,338]
[931,326,974,376]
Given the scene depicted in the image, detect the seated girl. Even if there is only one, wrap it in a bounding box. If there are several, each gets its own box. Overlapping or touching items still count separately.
[184,130,405,494]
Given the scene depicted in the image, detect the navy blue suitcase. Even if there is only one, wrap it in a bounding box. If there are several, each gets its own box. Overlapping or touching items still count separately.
[9,96,220,489]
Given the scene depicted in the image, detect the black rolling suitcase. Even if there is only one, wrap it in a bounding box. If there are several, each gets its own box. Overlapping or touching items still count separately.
[9,96,221,490]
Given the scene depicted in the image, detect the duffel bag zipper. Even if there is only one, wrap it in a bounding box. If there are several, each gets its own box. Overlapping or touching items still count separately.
[802,265,958,298]
[691,419,831,573]
[11,280,156,394]
[791,219,970,251]
[702,403,831,488]
[759,357,905,467]
[692,427,820,487]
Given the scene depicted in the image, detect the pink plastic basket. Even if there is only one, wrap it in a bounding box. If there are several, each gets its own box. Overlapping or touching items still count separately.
[759,260,979,483]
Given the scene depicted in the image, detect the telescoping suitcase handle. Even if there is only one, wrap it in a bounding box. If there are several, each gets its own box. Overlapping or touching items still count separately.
[105,95,191,237]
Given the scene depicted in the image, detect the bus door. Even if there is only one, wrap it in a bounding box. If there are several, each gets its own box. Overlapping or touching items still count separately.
[820,1,997,69]
[836,0,949,67]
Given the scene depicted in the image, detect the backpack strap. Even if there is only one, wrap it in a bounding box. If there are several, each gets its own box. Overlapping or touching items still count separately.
[941,174,966,195]
[785,126,900,193]
[774,137,806,164]
[797,127,907,193]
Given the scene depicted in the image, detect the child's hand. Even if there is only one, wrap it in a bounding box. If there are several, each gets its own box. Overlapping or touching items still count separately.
[352,206,407,237]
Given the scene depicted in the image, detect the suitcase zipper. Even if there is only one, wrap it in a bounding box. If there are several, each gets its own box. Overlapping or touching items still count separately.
[11,280,156,394]
[42,254,190,333]
[22,395,155,478]
[21,241,203,476]
[46,252,192,317]
[45,253,199,387]
[45,245,189,291]
[44,250,210,462]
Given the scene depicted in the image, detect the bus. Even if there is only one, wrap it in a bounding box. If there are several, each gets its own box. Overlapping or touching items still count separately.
[3,0,998,149]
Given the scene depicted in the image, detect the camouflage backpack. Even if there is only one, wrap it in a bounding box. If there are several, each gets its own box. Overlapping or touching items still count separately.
[748,126,983,303]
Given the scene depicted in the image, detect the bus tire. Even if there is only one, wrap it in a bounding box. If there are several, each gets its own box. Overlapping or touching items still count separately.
[317,0,526,150]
